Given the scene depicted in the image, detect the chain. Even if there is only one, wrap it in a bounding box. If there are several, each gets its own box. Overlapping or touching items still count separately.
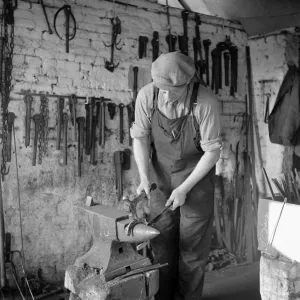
[1,0,16,177]
[38,96,49,164]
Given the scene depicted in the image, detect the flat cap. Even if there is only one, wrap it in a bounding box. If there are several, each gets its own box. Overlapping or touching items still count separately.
[151,51,195,91]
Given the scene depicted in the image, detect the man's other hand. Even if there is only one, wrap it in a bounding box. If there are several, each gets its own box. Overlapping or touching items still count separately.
[165,187,187,210]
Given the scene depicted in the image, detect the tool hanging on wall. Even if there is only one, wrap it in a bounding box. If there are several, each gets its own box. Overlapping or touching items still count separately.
[6,112,15,163]
[76,117,85,177]
[193,14,205,80]
[90,114,97,165]
[151,31,159,62]
[224,52,230,87]
[229,45,238,96]
[127,105,132,146]
[54,5,76,53]
[178,10,189,56]
[202,39,211,86]
[24,95,33,147]
[211,37,236,95]
[165,0,176,52]
[68,94,77,141]
[56,98,64,150]
[114,149,131,201]
[138,36,149,59]
[40,0,53,34]
[114,151,123,201]
[32,114,41,166]
[107,102,116,120]
[132,66,138,121]
[119,103,124,144]
[63,113,68,165]
[104,16,122,72]
[211,43,225,94]
[85,98,91,155]
[38,95,49,164]
[100,101,106,147]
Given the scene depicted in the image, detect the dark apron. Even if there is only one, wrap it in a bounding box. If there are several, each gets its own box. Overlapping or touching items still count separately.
[149,83,215,300]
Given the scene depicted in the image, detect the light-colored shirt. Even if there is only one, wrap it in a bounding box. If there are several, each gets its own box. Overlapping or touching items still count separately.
[130,81,222,152]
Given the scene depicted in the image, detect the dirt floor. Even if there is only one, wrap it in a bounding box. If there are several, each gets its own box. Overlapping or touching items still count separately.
[3,262,261,300]
[203,262,261,300]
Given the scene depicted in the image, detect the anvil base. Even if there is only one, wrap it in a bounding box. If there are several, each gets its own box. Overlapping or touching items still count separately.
[65,265,159,300]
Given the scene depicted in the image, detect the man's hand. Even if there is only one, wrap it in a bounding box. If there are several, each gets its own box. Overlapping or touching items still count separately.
[137,178,151,199]
[165,187,187,210]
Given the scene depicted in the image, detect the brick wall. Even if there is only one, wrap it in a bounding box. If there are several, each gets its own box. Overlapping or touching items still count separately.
[6,0,248,282]
[261,254,300,300]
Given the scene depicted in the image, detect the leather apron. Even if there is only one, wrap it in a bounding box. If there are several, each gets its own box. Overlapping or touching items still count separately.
[149,83,215,300]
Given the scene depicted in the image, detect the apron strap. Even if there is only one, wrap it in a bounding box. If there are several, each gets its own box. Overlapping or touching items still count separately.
[151,85,159,117]
[188,82,200,115]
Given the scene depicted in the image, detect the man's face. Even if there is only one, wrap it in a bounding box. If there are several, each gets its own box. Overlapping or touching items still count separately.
[160,86,187,102]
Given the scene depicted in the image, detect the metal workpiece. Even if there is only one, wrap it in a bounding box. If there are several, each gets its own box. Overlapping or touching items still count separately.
[117,219,159,243]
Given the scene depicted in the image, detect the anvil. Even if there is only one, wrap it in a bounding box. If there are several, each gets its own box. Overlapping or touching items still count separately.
[65,204,161,300]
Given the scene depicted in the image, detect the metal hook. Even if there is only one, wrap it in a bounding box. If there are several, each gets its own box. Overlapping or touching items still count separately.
[233,111,248,132]
[1,164,10,176]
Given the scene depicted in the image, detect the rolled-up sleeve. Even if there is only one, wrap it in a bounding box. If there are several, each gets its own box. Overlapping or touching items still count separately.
[130,85,152,139]
[195,88,222,152]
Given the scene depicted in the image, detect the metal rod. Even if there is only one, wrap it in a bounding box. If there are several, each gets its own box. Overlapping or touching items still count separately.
[262,167,276,201]
[102,0,243,30]
[268,198,287,246]
[0,101,5,288]
[16,92,111,101]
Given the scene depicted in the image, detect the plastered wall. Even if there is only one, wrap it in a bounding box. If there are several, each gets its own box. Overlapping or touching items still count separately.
[248,32,300,198]
[5,0,249,282]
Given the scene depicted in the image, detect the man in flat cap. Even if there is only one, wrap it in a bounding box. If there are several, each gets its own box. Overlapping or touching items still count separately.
[130,52,221,300]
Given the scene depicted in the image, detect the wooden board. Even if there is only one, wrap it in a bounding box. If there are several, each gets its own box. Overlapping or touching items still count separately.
[257,198,300,261]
